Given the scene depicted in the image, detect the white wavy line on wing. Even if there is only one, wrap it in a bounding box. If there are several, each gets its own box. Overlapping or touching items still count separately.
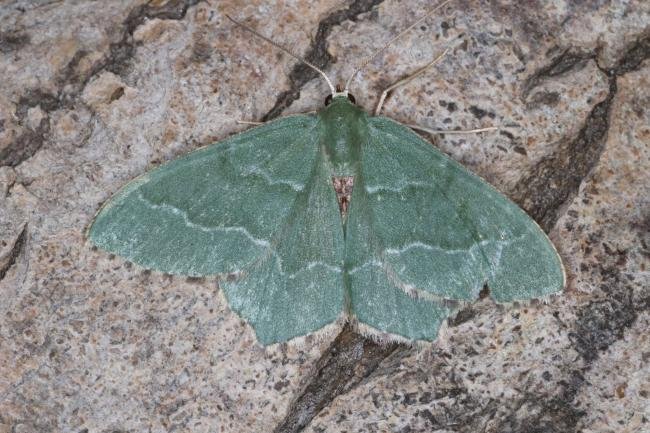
[244,164,305,192]
[365,180,429,194]
[385,236,527,279]
[346,258,461,304]
[286,261,343,279]
[138,191,272,247]
[384,239,499,256]
[229,118,317,192]
[348,235,525,277]
[137,191,342,278]
[347,259,383,275]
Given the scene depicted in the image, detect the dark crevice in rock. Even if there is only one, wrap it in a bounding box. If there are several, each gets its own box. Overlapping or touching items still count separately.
[54,0,201,102]
[261,0,384,121]
[273,325,401,433]
[500,32,649,431]
[514,32,650,233]
[103,0,202,78]
[412,374,585,432]
[569,236,648,363]
[521,48,593,99]
[609,29,650,76]
[0,30,30,54]
[55,51,98,104]
[514,35,649,364]
[422,391,500,432]
[569,286,637,362]
[0,0,201,168]
[499,394,586,433]
[0,127,47,168]
[0,90,58,167]
[13,90,61,120]
[0,223,27,281]
[514,75,616,232]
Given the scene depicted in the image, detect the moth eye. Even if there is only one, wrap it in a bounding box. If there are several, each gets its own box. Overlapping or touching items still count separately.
[324,93,356,106]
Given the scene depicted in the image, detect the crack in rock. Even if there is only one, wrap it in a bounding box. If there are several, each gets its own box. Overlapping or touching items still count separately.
[506,32,650,429]
[0,0,201,168]
[0,30,30,54]
[521,48,594,100]
[569,287,637,362]
[513,31,650,367]
[261,0,384,122]
[515,72,616,233]
[273,325,399,433]
[514,31,650,233]
[499,394,586,433]
[0,223,27,281]
[103,0,203,78]
[0,90,59,167]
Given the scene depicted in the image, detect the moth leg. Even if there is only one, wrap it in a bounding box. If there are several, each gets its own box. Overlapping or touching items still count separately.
[236,120,264,126]
[374,48,449,116]
[405,123,499,135]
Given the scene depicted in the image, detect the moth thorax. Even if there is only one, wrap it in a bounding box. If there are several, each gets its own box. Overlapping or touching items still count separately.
[332,176,354,220]
[320,98,366,173]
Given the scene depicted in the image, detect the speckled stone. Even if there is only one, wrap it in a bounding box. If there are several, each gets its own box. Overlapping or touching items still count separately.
[0,0,648,432]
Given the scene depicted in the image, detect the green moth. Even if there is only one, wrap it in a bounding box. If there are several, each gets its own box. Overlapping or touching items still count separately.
[88,9,565,346]
[88,94,564,345]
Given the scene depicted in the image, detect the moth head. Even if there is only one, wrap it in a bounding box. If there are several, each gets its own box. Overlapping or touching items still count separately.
[324,87,356,106]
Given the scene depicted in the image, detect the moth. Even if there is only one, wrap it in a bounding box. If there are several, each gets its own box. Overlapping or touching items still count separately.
[88,4,565,345]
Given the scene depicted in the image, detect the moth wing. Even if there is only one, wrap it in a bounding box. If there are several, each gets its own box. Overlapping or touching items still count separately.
[345,170,453,342]
[345,116,564,342]
[89,115,345,345]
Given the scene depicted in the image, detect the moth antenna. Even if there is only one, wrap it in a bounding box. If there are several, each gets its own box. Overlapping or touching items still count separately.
[225,14,337,95]
[406,124,499,134]
[344,0,453,92]
[375,48,450,115]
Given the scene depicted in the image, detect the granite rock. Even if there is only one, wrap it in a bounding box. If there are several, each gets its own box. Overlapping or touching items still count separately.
[0,1,648,432]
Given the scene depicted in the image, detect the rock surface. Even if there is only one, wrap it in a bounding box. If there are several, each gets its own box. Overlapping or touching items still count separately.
[0,1,648,432]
